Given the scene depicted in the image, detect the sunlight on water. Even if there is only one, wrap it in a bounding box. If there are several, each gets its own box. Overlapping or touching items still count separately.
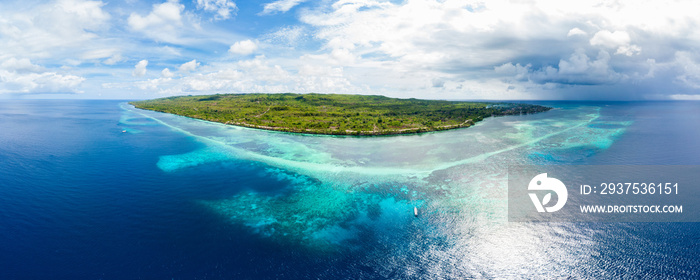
[120,102,631,277]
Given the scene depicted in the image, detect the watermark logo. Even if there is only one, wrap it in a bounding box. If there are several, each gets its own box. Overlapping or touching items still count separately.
[528,173,567,213]
[510,165,695,222]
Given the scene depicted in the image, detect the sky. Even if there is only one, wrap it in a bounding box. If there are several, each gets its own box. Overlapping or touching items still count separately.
[1,0,700,100]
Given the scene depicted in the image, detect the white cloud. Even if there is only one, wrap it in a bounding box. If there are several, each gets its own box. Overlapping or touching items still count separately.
[0,0,111,61]
[615,45,642,56]
[0,57,84,94]
[567,28,586,37]
[229,40,258,55]
[669,94,700,100]
[158,46,183,57]
[260,0,307,15]
[299,0,548,86]
[125,1,243,47]
[196,0,237,20]
[263,26,306,47]
[494,63,531,82]
[128,55,359,96]
[590,30,641,56]
[128,0,184,43]
[590,30,629,49]
[134,77,173,91]
[0,58,44,73]
[302,48,356,66]
[291,0,700,99]
[103,54,124,65]
[128,1,182,30]
[5,0,700,99]
[55,0,111,31]
[674,51,700,89]
[80,48,120,62]
[498,49,624,86]
[161,68,174,78]
[0,71,85,94]
[179,59,200,72]
[133,60,148,77]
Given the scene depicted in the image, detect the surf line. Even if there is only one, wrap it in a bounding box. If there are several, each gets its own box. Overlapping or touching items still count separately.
[123,103,600,176]
[431,108,601,171]
[122,103,429,177]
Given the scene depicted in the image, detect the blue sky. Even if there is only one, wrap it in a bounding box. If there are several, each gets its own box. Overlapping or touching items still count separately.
[1,0,700,100]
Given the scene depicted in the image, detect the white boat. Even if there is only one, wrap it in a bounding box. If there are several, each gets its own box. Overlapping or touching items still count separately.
[414,207,418,217]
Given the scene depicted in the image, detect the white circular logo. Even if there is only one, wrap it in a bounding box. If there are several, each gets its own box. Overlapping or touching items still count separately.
[528,173,568,213]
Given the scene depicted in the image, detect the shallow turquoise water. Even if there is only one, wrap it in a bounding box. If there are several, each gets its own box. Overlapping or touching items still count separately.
[120,101,660,278]
[2,100,697,279]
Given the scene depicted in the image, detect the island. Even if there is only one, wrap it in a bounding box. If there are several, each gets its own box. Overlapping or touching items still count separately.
[130,93,551,135]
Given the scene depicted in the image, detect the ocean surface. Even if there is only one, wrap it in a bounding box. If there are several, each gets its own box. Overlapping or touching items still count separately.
[1,100,699,279]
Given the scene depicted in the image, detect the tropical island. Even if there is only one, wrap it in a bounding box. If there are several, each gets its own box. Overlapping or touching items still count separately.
[130,93,551,135]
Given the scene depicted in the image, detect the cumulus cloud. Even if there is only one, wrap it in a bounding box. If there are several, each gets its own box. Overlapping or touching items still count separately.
[0,71,85,94]
[179,59,200,72]
[292,0,700,99]
[128,1,182,30]
[161,68,174,78]
[128,0,184,43]
[260,0,307,15]
[590,30,641,56]
[590,30,629,48]
[196,0,237,20]
[0,0,111,62]
[302,48,356,66]
[133,60,148,77]
[0,57,84,94]
[494,63,531,82]
[298,0,563,93]
[1,58,44,73]
[497,49,624,86]
[6,0,700,99]
[431,78,445,88]
[540,50,623,84]
[567,28,586,37]
[103,54,124,65]
[129,55,358,96]
[114,0,700,100]
[229,40,258,55]
[674,51,700,89]
[54,0,111,31]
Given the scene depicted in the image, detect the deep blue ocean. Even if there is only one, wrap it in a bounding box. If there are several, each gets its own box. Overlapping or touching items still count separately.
[1,100,699,279]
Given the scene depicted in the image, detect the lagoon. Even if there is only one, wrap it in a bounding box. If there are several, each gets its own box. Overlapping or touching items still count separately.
[1,100,699,279]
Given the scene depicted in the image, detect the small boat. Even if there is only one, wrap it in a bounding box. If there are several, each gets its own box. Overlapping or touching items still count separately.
[122,130,127,133]
[414,207,418,217]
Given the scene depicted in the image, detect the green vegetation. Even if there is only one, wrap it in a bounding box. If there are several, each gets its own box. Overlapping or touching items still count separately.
[130,93,551,135]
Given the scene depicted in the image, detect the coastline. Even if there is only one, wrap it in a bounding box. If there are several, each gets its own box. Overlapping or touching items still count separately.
[129,93,551,136]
